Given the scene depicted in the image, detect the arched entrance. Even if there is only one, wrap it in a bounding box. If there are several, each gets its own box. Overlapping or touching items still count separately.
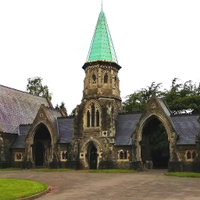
[141,116,169,169]
[33,124,51,167]
[88,145,97,169]
[35,142,44,166]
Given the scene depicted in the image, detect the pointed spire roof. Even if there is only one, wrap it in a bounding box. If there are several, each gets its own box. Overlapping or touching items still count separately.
[86,8,118,63]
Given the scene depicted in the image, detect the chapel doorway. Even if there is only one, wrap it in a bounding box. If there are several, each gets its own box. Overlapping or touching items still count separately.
[89,145,97,169]
[35,142,44,166]
[141,116,169,169]
[33,124,51,167]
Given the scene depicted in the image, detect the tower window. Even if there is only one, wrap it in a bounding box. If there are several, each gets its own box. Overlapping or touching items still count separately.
[104,73,108,83]
[87,110,90,127]
[96,110,99,127]
[92,74,96,84]
[86,103,100,128]
[91,104,95,127]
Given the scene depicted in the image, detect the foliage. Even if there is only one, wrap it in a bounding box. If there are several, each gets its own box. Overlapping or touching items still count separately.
[0,178,47,200]
[55,101,68,116]
[165,172,200,178]
[123,78,200,113]
[89,169,137,173]
[26,77,52,100]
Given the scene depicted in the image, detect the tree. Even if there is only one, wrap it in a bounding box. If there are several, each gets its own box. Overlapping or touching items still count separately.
[26,77,52,100]
[55,102,68,116]
[123,78,200,114]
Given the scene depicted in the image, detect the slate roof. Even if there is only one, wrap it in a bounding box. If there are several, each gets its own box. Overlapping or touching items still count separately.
[115,113,142,146]
[171,115,199,145]
[12,125,31,149]
[45,107,62,132]
[58,118,74,143]
[0,84,50,134]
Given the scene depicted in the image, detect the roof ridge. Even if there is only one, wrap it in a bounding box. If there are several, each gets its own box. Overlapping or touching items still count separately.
[0,84,49,101]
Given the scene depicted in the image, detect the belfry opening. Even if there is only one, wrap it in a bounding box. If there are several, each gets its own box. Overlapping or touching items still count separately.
[33,124,51,167]
[141,116,169,169]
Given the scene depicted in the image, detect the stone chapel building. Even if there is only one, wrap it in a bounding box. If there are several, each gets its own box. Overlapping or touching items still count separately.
[0,8,200,172]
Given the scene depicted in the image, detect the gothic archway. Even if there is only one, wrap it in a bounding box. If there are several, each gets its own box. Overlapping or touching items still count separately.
[140,116,169,169]
[33,124,51,167]
[89,145,97,169]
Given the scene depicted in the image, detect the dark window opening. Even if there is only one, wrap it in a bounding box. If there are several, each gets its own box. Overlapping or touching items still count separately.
[104,73,108,83]
[87,110,90,127]
[96,110,99,127]
[92,74,96,83]
[91,104,95,127]
[120,151,123,159]
[187,151,191,159]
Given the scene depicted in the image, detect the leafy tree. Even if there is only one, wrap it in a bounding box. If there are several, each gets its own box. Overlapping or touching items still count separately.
[123,78,200,114]
[26,77,52,100]
[55,102,68,116]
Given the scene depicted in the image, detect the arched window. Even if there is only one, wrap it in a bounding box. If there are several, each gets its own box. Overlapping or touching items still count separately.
[192,151,196,159]
[96,110,99,127]
[124,151,127,159]
[120,151,123,159]
[92,74,96,84]
[187,151,191,159]
[91,104,95,127]
[104,73,108,83]
[87,110,90,127]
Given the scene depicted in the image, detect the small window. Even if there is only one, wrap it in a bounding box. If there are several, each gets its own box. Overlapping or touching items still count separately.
[185,150,197,161]
[15,152,23,162]
[92,74,96,84]
[87,110,90,127]
[91,104,95,127]
[104,73,108,83]
[96,110,99,127]
[187,151,191,159]
[118,150,129,161]
[60,151,67,161]
[120,151,123,159]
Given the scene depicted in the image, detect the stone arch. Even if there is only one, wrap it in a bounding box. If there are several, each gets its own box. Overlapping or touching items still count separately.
[134,113,177,164]
[79,137,103,169]
[25,113,59,168]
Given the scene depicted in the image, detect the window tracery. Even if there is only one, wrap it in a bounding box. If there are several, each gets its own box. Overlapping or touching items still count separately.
[85,103,100,128]
[118,150,129,161]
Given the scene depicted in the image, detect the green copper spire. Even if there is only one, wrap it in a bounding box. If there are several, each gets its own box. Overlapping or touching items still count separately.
[86,8,118,63]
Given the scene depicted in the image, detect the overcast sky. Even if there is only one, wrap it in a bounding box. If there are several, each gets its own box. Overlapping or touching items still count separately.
[0,0,200,114]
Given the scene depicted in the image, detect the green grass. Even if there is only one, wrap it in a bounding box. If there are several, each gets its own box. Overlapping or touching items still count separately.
[0,178,47,200]
[89,169,137,173]
[0,168,21,171]
[165,172,200,178]
[31,168,76,172]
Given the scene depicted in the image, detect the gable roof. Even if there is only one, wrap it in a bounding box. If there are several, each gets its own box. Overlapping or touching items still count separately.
[171,115,199,145]
[0,84,51,134]
[86,9,118,63]
[115,113,142,146]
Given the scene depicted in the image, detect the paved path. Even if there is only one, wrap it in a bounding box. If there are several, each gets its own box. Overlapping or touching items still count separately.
[1,169,200,200]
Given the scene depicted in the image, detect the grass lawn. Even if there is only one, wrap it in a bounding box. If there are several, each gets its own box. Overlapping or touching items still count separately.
[0,178,47,200]
[0,168,21,171]
[89,169,137,173]
[165,172,200,178]
[31,168,76,172]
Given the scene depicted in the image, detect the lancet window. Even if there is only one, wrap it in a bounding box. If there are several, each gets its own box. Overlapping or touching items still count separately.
[104,73,108,83]
[185,150,197,161]
[86,103,100,128]
[15,152,23,161]
[118,150,129,161]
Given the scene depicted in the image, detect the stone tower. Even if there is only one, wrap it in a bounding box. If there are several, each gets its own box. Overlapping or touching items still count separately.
[71,7,122,169]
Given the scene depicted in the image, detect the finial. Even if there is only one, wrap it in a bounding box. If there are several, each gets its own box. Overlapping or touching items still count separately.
[101,0,103,11]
